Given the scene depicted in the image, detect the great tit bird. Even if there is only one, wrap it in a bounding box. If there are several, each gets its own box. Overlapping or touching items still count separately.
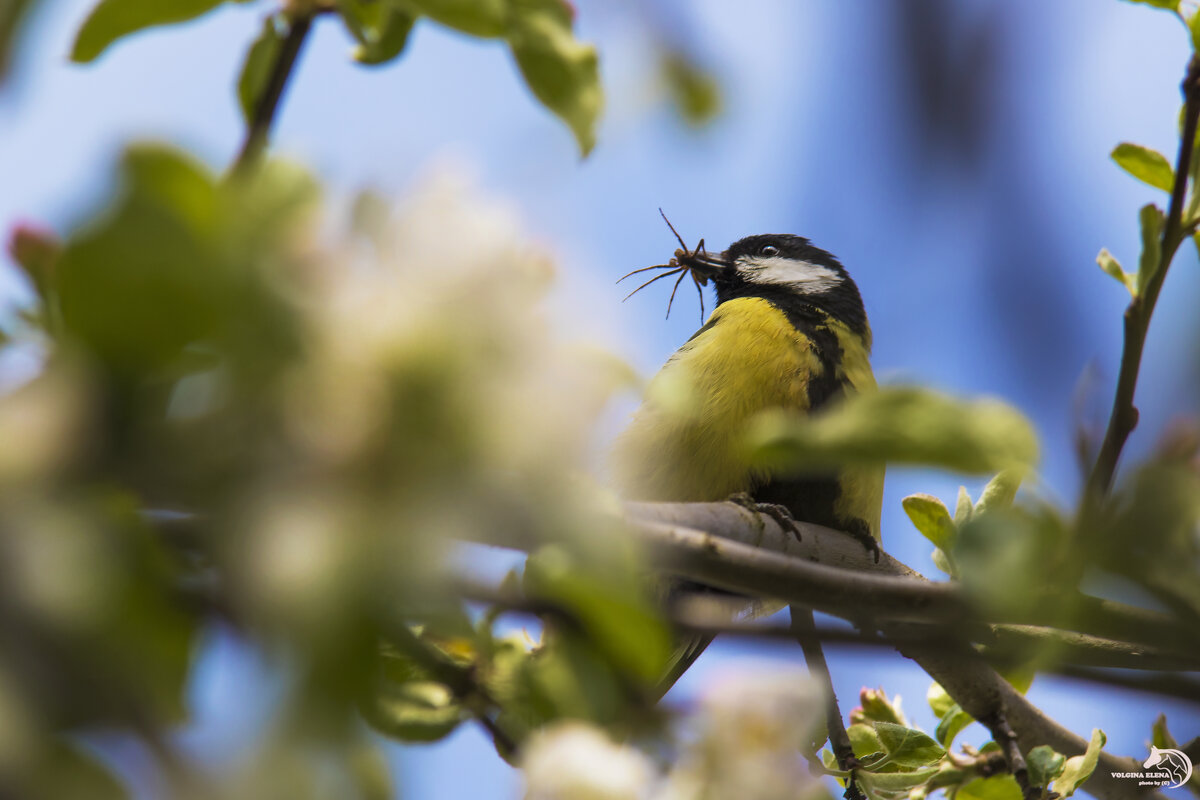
[612,231,883,691]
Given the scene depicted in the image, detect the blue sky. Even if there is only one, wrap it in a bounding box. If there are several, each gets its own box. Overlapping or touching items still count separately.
[3,0,1200,797]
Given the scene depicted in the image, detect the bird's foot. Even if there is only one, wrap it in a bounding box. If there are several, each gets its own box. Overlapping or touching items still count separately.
[726,492,803,543]
[846,519,881,564]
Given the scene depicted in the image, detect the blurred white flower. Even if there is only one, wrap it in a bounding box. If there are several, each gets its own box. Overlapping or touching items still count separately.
[522,721,655,800]
[660,665,826,800]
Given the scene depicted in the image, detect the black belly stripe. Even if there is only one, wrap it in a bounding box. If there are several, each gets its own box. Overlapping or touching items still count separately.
[745,293,855,528]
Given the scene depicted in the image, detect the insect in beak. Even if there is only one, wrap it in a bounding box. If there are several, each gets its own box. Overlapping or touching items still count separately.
[616,209,723,322]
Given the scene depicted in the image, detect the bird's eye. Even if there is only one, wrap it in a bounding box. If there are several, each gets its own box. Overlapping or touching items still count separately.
[760,245,780,257]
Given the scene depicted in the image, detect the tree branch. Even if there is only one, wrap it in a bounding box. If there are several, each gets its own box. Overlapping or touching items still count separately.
[1085,53,1200,498]
[230,9,318,177]
[792,606,865,800]
[621,503,1200,653]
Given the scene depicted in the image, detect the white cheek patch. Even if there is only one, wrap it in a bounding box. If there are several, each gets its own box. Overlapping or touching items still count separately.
[738,255,842,292]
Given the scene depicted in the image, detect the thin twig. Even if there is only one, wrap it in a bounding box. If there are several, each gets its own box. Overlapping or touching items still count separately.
[982,711,1039,800]
[792,606,865,800]
[230,9,318,177]
[1086,53,1200,498]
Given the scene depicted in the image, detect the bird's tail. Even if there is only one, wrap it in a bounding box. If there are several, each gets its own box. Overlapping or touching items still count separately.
[653,632,715,700]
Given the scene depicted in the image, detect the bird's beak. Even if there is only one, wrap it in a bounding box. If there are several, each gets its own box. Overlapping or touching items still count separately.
[675,248,729,286]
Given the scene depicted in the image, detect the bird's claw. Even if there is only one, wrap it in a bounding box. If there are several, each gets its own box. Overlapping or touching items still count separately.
[726,492,804,543]
[846,520,881,564]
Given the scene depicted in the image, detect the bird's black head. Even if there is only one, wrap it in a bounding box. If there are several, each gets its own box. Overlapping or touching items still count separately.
[678,233,869,341]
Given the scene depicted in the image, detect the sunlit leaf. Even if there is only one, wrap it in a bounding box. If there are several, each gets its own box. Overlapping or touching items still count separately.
[71,0,229,63]
[1136,203,1164,297]
[1052,729,1107,798]
[848,723,885,760]
[975,470,1022,516]
[954,486,973,525]
[1096,248,1137,297]
[506,0,603,155]
[238,15,284,124]
[926,682,954,719]
[874,722,946,768]
[902,494,955,551]
[747,387,1039,475]
[1111,143,1175,192]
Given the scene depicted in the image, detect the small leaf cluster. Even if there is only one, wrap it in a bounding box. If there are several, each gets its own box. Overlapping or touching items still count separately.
[69,0,603,154]
[822,687,1105,800]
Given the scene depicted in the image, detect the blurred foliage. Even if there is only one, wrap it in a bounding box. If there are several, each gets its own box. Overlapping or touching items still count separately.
[70,0,244,63]
[659,50,721,126]
[70,0,603,155]
[3,0,1200,798]
[0,144,653,795]
[747,387,1039,476]
[0,0,37,85]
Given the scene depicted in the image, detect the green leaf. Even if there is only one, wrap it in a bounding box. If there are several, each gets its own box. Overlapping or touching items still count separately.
[975,470,1022,516]
[523,546,671,684]
[71,0,228,63]
[1001,666,1034,695]
[848,723,885,760]
[860,768,940,793]
[1136,203,1165,296]
[1121,0,1180,10]
[902,494,956,551]
[1111,143,1175,192]
[954,486,973,525]
[958,775,1023,800]
[1152,713,1179,750]
[1027,745,1067,788]
[747,387,1039,476]
[362,679,466,742]
[660,51,721,126]
[506,0,603,156]
[1052,729,1107,798]
[339,0,416,65]
[57,147,225,372]
[854,687,907,726]
[0,0,36,84]
[1190,9,1200,51]
[926,683,954,719]
[934,703,972,749]
[931,546,954,577]
[874,722,946,769]
[954,506,1068,618]
[1095,247,1137,297]
[408,0,507,37]
[238,16,284,124]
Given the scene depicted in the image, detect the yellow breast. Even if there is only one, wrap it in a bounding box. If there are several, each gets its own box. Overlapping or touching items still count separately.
[612,297,824,501]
